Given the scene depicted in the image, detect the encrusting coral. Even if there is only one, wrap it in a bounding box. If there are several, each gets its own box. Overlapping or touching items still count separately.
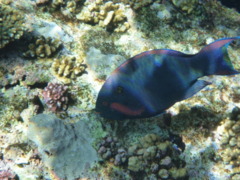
[76,0,130,32]
[97,136,128,166]
[127,134,187,179]
[97,134,188,179]
[0,4,25,48]
[42,83,69,112]
[215,107,240,176]
[23,36,62,59]
[51,56,87,84]
[113,0,158,10]
[171,0,198,14]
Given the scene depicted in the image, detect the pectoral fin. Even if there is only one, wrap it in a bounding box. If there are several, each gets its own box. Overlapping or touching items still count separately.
[183,80,211,100]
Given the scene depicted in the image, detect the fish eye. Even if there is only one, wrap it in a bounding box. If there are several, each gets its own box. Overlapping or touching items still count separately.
[116,86,124,94]
[102,101,108,106]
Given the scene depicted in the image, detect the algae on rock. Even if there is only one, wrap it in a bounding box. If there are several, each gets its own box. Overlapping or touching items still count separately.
[27,114,98,179]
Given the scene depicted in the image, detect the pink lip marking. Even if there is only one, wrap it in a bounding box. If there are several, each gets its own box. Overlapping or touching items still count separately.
[110,102,145,116]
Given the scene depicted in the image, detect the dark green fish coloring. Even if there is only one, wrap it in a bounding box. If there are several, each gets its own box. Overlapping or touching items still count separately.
[96,37,240,120]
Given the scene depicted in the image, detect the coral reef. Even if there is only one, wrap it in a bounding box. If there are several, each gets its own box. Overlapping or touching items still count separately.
[23,36,62,59]
[97,136,128,166]
[76,0,130,32]
[215,108,240,176]
[0,0,240,179]
[51,56,87,84]
[113,0,157,10]
[42,83,69,112]
[170,105,221,140]
[0,4,25,48]
[127,134,187,179]
[98,134,187,179]
[171,0,198,14]
[0,168,18,179]
[0,58,51,87]
[36,0,84,18]
[0,85,30,130]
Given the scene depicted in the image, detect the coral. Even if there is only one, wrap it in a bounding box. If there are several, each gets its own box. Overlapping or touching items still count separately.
[97,136,128,166]
[76,0,130,32]
[113,0,157,10]
[215,109,240,176]
[97,134,187,179]
[36,0,84,18]
[23,36,62,59]
[171,0,198,14]
[0,4,25,48]
[42,83,69,112]
[126,134,187,179]
[0,168,18,179]
[51,56,87,84]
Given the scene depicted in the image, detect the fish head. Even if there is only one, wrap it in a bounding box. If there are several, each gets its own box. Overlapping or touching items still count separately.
[96,73,145,120]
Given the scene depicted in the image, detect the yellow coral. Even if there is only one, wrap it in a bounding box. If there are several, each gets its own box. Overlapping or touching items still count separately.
[0,4,25,48]
[23,36,61,59]
[76,0,130,32]
[51,56,87,84]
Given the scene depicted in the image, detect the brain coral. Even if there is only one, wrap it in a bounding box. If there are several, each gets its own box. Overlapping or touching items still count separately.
[0,4,25,48]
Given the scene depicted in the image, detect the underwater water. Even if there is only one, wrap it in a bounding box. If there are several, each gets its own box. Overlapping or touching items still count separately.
[0,0,240,179]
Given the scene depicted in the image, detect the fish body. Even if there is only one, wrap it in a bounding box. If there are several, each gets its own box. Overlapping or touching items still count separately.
[96,37,240,120]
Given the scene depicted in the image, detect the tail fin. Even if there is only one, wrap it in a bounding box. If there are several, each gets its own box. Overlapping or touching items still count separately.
[196,37,240,76]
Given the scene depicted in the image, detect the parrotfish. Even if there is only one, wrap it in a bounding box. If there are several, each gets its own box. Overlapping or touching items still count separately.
[96,37,240,120]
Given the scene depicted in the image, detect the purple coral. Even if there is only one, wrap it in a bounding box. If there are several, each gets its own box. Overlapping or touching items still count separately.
[97,136,128,166]
[0,168,17,180]
[42,83,68,112]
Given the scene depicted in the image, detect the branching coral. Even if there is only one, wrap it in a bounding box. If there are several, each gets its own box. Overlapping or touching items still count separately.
[36,0,84,18]
[42,83,69,112]
[23,36,62,59]
[51,56,87,84]
[76,0,130,32]
[0,4,25,48]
